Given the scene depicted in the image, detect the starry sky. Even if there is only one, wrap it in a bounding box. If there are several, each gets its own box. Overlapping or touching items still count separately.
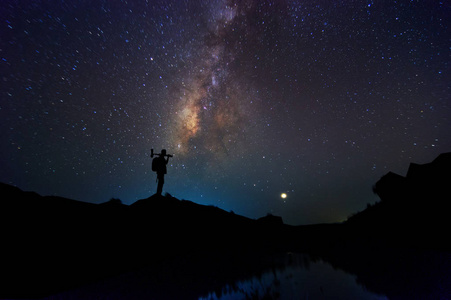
[1,0,449,225]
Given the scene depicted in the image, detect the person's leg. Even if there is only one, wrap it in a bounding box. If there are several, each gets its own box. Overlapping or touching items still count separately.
[157,175,164,195]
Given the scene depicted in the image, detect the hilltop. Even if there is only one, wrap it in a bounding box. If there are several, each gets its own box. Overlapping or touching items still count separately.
[0,183,291,298]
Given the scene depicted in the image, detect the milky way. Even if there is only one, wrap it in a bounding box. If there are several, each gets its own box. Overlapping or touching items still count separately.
[1,0,449,225]
[170,2,256,158]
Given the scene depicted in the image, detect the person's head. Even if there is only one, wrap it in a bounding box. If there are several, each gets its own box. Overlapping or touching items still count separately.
[161,149,166,156]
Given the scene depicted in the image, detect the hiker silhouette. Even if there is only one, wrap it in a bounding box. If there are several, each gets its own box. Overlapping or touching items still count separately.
[151,149,171,195]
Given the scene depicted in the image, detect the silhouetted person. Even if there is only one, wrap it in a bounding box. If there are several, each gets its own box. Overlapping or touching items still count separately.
[153,149,170,195]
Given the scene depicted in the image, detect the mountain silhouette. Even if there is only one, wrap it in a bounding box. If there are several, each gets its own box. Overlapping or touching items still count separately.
[1,153,449,298]
[0,184,290,298]
[345,152,450,250]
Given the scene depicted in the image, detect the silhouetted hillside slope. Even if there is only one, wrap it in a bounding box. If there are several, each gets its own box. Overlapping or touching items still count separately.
[0,183,289,298]
[346,152,450,249]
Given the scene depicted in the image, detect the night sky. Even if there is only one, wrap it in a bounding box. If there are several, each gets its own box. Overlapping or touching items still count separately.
[1,0,449,225]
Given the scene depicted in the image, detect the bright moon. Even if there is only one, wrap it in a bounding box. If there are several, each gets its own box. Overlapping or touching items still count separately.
[281,193,287,199]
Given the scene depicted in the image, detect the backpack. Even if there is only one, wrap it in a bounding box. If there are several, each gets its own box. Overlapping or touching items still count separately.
[152,156,167,174]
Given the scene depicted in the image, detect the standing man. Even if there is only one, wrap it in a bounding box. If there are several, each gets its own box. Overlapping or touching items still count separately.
[153,149,170,195]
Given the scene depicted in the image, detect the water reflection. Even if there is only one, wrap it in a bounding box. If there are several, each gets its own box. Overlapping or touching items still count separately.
[44,248,449,299]
[200,253,387,300]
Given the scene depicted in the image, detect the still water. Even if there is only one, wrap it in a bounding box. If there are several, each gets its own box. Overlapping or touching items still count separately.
[47,252,393,299]
[200,253,387,300]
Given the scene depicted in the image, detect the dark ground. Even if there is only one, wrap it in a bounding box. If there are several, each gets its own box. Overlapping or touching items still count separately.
[1,153,450,299]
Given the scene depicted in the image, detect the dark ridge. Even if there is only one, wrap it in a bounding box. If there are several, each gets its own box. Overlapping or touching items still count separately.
[0,184,287,298]
[345,152,450,250]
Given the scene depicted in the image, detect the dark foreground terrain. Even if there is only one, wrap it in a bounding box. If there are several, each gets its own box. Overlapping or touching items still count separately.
[1,153,450,299]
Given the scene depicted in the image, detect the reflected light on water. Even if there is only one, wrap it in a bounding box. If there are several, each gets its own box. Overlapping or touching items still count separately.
[200,253,387,300]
